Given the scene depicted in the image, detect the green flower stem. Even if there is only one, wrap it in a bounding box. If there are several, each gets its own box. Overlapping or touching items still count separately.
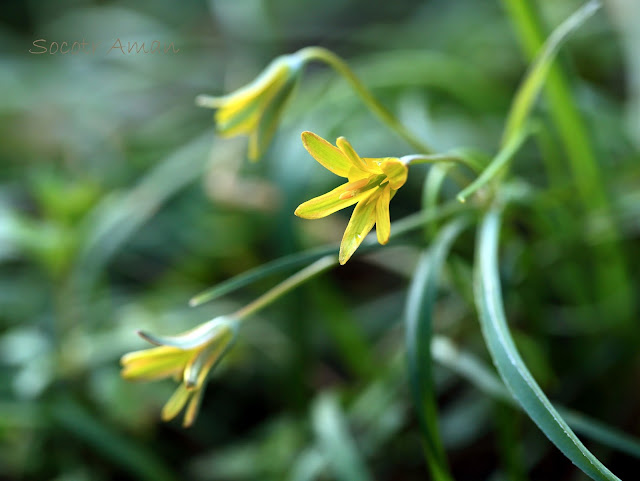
[297,47,433,154]
[402,152,483,173]
[456,126,531,203]
[224,203,472,321]
[232,255,337,321]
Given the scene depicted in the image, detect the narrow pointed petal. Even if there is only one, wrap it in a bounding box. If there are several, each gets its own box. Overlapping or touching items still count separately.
[215,102,262,137]
[120,345,185,364]
[380,158,408,190]
[294,180,377,219]
[250,78,298,160]
[375,185,392,245]
[336,137,377,174]
[301,132,352,177]
[161,384,191,422]
[216,60,289,124]
[121,346,191,381]
[339,194,378,264]
[183,388,204,428]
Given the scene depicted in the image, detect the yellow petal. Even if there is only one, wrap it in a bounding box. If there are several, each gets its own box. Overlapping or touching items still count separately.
[295,179,377,219]
[121,356,186,381]
[182,387,204,428]
[301,132,352,177]
[215,102,262,137]
[375,185,391,244]
[161,384,192,422]
[215,59,292,138]
[339,194,378,265]
[216,59,289,124]
[120,345,185,364]
[380,158,408,190]
[250,77,298,160]
[336,137,378,174]
[120,346,192,380]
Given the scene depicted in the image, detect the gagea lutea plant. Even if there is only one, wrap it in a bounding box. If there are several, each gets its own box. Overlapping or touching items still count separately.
[121,1,634,479]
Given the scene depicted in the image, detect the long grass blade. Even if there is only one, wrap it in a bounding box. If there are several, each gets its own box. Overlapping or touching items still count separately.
[405,218,469,480]
[474,206,620,481]
[501,0,600,147]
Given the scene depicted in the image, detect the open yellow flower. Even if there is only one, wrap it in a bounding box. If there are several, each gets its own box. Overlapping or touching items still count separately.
[295,131,408,265]
[120,317,237,427]
[196,54,302,161]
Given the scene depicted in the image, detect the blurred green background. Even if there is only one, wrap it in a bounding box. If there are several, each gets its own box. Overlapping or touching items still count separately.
[1,0,639,480]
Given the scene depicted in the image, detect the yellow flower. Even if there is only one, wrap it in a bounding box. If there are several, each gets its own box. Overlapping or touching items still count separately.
[120,317,237,427]
[196,54,302,161]
[295,131,408,265]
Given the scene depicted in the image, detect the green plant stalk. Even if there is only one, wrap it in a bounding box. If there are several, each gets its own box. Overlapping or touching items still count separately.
[402,152,482,173]
[228,202,470,321]
[298,47,433,154]
[457,126,531,203]
[501,0,633,325]
[190,200,469,307]
[232,255,337,320]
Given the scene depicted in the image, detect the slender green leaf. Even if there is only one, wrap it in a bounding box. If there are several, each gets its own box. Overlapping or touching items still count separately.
[405,218,469,480]
[501,0,600,146]
[474,207,620,480]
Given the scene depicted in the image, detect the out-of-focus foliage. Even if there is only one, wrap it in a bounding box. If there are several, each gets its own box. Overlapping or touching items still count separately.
[1,0,639,480]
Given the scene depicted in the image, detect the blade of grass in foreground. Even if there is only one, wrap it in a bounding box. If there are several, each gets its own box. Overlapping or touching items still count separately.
[405,218,469,481]
[474,207,620,481]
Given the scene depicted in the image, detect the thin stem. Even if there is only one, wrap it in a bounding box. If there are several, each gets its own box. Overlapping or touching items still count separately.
[232,255,337,320]
[456,126,531,203]
[227,203,471,321]
[402,152,482,173]
[298,47,433,154]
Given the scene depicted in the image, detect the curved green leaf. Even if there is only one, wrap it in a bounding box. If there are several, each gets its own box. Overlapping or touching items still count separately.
[474,207,620,481]
[405,218,468,480]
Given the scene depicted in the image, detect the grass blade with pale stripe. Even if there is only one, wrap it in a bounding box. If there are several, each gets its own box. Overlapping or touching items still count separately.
[474,206,620,481]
